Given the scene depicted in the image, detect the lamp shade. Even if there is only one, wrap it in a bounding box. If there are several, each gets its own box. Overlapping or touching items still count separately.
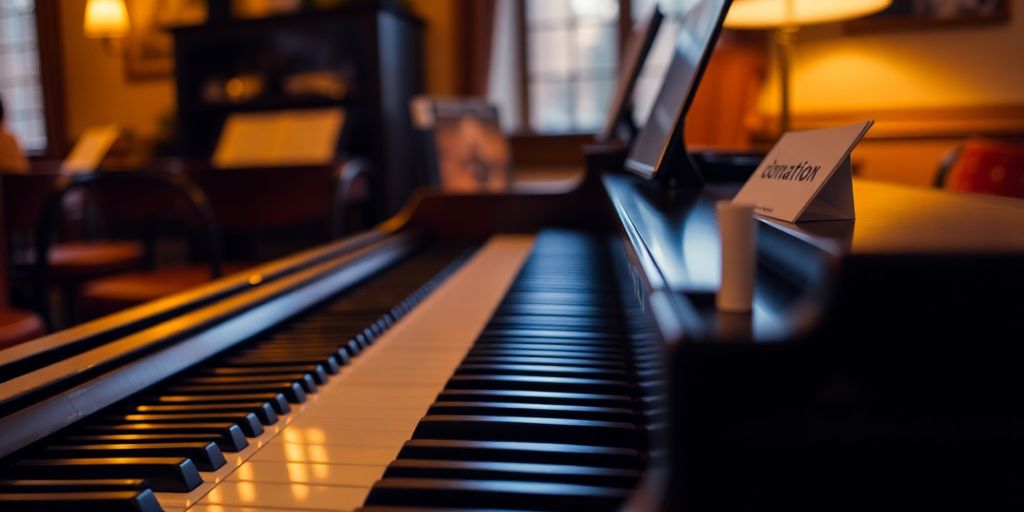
[84,0,130,38]
[724,0,892,29]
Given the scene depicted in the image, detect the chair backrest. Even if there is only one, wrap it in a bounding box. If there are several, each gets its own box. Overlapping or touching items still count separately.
[184,160,369,239]
[942,138,1024,200]
[32,171,224,315]
[1,173,66,236]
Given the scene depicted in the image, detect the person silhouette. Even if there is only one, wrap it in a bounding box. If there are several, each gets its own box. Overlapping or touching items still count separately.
[0,95,30,173]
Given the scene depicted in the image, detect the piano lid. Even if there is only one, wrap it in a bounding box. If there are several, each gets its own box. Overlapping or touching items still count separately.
[603,170,1024,344]
[762,180,1024,256]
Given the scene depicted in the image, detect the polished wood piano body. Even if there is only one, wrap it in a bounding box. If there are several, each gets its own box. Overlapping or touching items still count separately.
[0,149,1022,510]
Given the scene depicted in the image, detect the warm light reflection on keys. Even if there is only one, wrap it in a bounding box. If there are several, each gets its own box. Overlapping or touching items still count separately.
[191,235,537,511]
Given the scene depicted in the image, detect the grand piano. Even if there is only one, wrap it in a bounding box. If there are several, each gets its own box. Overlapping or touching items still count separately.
[1,0,1023,510]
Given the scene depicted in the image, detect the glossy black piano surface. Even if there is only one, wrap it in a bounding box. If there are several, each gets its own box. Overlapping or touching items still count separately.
[0,160,1022,510]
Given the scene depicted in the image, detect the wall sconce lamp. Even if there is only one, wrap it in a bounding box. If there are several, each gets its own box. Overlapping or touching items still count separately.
[724,0,892,134]
[84,0,131,55]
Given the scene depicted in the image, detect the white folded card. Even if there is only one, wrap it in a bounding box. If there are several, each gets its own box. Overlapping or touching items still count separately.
[733,121,873,223]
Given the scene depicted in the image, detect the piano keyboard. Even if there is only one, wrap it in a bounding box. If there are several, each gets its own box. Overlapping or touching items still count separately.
[0,239,489,511]
[0,230,659,512]
[363,231,660,511]
[188,234,535,511]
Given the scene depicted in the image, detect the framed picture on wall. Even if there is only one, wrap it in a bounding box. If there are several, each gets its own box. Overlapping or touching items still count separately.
[124,0,206,80]
[845,0,1010,32]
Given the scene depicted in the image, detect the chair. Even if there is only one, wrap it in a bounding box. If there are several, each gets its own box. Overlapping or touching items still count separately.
[2,173,144,324]
[0,179,45,348]
[32,171,238,322]
[937,138,1024,200]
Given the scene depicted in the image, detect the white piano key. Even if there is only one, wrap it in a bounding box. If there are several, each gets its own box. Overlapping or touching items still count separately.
[266,427,413,448]
[287,415,421,433]
[297,406,428,421]
[251,439,399,465]
[189,506,295,512]
[229,460,384,487]
[201,480,370,511]
[188,234,536,510]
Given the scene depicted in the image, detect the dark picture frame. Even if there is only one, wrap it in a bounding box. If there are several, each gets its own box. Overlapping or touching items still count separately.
[845,0,1010,32]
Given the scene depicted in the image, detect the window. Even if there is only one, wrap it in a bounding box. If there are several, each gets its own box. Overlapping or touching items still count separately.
[0,0,47,153]
[504,0,709,135]
[524,0,621,133]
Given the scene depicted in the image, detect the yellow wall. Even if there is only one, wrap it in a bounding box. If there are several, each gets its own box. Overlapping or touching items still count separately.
[407,0,461,95]
[761,0,1024,114]
[754,0,1024,186]
[58,0,458,144]
[60,0,175,141]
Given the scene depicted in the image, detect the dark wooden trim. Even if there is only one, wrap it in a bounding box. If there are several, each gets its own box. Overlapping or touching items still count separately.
[33,0,68,158]
[514,0,530,130]
[619,0,634,53]
[508,133,594,169]
[455,0,496,96]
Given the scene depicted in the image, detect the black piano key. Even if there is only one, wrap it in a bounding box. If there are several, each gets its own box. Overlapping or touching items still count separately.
[201,364,330,385]
[132,401,278,425]
[181,373,318,394]
[498,292,615,307]
[427,401,636,422]
[383,459,640,488]
[412,415,642,448]
[10,457,202,492]
[435,389,636,408]
[221,353,344,373]
[365,478,630,511]
[165,381,307,403]
[102,412,264,437]
[469,344,624,356]
[0,490,162,512]
[446,374,634,395]
[0,479,149,492]
[487,317,622,330]
[475,337,623,349]
[145,392,291,414]
[461,355,627,369]
[495,303,612,317]
[78,423,249,451]
[63,433,230,447]
[41,442,227,471]
[453,364,629,380]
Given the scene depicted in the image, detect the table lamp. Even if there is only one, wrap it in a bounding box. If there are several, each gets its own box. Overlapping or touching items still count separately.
[84,0,130,55]
[724,0,891,134]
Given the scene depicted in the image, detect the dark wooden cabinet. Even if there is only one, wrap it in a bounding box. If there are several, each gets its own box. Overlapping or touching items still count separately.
[171,4,424,218]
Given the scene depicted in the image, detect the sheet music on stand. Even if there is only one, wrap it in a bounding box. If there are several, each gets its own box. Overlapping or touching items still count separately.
[213,108,346,168]
[61,124,121,174]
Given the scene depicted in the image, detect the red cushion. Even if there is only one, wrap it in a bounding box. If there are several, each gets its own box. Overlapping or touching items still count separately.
[945,139,1024,200]
[12,241,144,281]
[0,308,45,350]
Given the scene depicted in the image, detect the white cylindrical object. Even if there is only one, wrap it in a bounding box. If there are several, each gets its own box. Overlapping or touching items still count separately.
[717,201,757,312]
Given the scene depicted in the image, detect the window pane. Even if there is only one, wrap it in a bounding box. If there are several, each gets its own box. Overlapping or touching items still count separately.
[632,0,659,19]
[527,0,571,23]
[575,79,616,132]
[569,0,619,22]
[528,28,572,79]
[0,0,47,153]
[574,22,618,77]
[530,82,573,133]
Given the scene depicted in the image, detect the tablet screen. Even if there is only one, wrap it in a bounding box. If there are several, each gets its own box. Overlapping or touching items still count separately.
[624,0,731,179]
